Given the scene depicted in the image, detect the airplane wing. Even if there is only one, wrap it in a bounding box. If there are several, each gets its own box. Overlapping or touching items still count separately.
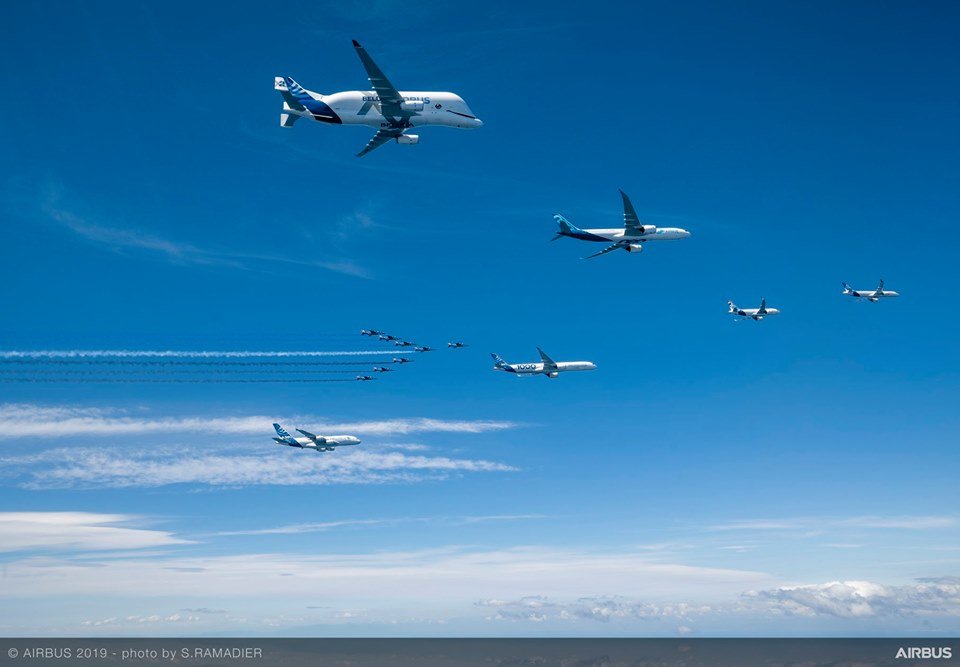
[352,40,404,115]
[619,190,646,235]
[357,129,404,157]
[537,347,559,371]
[296,428,323,443]
[583,241,626,259]
[873,279,885,297]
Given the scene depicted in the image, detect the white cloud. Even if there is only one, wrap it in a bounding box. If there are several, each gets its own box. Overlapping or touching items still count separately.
[0,512,189,553]
[217,514,545,536]
[0,403,518,439]
[744,578,960,618]
[710,516,957,532]
[2,446,517,488]
[477,595,711,623]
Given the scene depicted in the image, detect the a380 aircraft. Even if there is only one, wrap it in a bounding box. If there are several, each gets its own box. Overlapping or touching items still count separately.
[273,423,360,452]
[842,280,900,302]
[728,298,780,321]
[491,348,597,378]
[553,190,691,258]
[275,40,483,157]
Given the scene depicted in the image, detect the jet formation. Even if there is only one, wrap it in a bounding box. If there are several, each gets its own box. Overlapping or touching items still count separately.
[275,40,482,157]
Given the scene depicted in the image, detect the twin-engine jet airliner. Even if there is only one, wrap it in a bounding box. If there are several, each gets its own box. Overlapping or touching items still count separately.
[728,298,780,321]
[273,423,360,452]
[275,40,483,157]
[843,280,899,302]
[491,348,597,378]
[553,190,691,258]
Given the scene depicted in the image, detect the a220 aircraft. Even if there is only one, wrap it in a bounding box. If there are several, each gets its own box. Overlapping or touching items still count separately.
[275,40,483,157]
[842,279,899,302]
[553,190,691,258]
[491,348,597,378]
[728,298,780,321]
[273,423,360,452]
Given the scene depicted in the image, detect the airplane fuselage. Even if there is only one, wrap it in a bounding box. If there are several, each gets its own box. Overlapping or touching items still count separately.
[732,308,780,320]
[274,435,360,451]
[846,290,900,301]
[564,227,691,243]
[285,89,483,130]
[495,361,597,378]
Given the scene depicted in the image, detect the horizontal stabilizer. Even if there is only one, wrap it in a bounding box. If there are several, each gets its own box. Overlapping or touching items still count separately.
[280,113,299,128]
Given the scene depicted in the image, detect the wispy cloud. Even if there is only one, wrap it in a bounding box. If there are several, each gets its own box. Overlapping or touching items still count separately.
[0,404,518,439]
[0,512,189,553]
[709,516,957,532]
[477,595,712,624]
[1,446,517,489]
[45,205,371,278]
[217,514,546,536]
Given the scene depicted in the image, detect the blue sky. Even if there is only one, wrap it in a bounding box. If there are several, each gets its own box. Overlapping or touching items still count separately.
[1,0,959,636]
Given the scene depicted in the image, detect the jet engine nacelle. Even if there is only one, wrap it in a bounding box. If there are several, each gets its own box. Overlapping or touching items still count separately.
[547,372,559,378]
[400,100,424,111]
[625,243,644,253]
[396,134,419,145]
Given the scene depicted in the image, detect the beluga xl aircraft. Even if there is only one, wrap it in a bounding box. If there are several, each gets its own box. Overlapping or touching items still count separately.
[728,298,780,321]
[273,423,360,452]
[275,40,483,157]
[491,348,596,378]
[553,190,691,259]
[842,279,899,302]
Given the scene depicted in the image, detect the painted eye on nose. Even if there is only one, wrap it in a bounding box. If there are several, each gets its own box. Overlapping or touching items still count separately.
[435,103,442,109]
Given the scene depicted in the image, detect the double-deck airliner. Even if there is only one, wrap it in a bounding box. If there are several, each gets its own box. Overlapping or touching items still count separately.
[491,348,596,378]
[275,40,482,157]
[553,190,691,258]
[272,423,360,452]
[843,280,900,302]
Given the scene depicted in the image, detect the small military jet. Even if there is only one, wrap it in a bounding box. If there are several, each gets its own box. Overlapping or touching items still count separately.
[414,346,435,352]
[361,329,383,337]
[728,298,780,321]
[378,333,399,341]
[355,375,375,381]
[392,357,413,364]
[273,423,361,452]
[842,280,899,302]
[553,190,691,259]
[491,348,597,379]
[372,366,393,373]
[447,341,468,348]
[275,40,483,157]
[394,340,416,348]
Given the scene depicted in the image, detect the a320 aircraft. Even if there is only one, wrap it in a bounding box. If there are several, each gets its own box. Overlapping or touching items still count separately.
[728,298,780,321]
[491,348,597,378]
[842,279,900,302]
[273,423,361,452]
[275,40,483,157]
[553,190,691,258]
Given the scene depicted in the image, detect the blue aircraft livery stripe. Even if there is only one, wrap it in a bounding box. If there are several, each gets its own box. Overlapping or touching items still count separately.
[284,78,342,124]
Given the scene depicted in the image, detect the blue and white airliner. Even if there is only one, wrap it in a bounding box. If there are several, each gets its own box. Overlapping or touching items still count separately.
[491,348,596,379]
[275,40,483,157]
[842,279,900,302]
[272,423,360,452]
[553,190,691,258]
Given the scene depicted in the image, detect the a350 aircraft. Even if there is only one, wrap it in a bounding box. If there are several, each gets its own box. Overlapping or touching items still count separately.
[842,279,900,302]
[273,423,360,452]
[553,190,691,258]
[491,348,597,378]
[728,298,780,321]
[275,40,483,157]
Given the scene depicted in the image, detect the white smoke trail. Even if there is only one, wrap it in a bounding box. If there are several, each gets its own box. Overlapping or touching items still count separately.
[0,350,408,359]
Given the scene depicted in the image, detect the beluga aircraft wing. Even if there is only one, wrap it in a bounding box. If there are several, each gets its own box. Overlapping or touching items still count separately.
[357,128,406,157]
[352,40,416,156]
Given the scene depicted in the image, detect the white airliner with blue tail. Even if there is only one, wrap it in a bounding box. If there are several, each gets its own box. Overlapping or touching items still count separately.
[728,298,780,321]
[491,348,596,379]
[275,40,483,157]
[272,423,360,452]
[553,190,691,259]
[842,279,899,302]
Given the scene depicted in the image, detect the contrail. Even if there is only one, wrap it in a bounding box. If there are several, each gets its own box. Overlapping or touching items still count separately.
[0,350,408,359]
[0,377,361,383]
[0,368,364,375]
[0,359,396,366]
